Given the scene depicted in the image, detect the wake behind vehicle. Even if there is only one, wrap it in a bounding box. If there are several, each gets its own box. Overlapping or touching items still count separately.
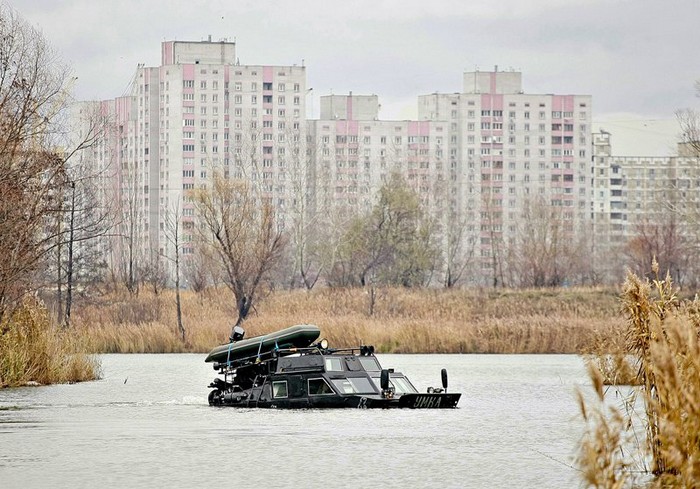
[205,324,461,409]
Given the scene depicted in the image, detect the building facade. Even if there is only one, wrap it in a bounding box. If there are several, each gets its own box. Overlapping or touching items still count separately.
[417,69,593,285]
[99,39,307,283]
[84,40,697,288]
[592,131,700,284]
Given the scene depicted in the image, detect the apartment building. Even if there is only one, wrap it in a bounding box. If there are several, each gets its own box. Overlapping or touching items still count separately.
[592,131,700,282]
[100,39,307,278]
[90,50,599,286]
[418,69,592,284]
[96,38,700,289]
[309,94,449,216]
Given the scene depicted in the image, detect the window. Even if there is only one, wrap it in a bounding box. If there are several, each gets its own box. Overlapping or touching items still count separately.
[331,379,355,394]
[370,376,417,394]
[308,378,334,395]
[272,381,288,398]
[330,378,376,394]
[325,358,343,371]
[358,357,380,371]
[348,377,376,394]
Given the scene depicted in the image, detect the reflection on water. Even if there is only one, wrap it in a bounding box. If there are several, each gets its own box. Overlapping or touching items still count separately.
[0,354,590,488]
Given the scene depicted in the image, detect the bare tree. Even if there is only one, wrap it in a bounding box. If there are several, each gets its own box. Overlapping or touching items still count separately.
[161,200,186,342]
[287,130,324,289]
[676,107,700,158]
[509,196,587,287]
[50,102,113,326]
[624,215,690,286]
[193,172,286,338]
[0,5,110,325]
[183,243,212,295]
[140,248,167,295]
[442,210,475,288]
[477,186,507,288]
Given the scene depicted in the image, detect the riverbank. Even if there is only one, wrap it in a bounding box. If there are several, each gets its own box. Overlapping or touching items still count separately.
[72,286,625,354]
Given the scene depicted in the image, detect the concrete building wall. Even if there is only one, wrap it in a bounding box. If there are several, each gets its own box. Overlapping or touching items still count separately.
[162,39,237,66]
[419,70,592,284]
[591,132,700,282]
[319,94,380,121]
[463,69,523,95]
[96,40,307,280]
[88,45,700,287]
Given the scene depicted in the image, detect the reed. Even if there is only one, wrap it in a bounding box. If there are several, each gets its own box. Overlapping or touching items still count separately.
[578,265,700,487]
[577,363,631,489]
[71,286,625,354]
[583,332,639,386]
[0,299,101,388]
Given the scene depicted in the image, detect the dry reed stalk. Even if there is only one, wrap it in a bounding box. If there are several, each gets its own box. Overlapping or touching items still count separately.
[584,331,639,386]
[577,363,631,489]
[578,263,700,487]
[0,299,100,387]
[71,286,623,354]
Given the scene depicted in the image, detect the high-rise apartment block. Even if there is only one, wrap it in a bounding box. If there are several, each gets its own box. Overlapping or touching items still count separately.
[99,39,307,272]
[309,94,448,216]
[86,39,694,287]
[418,70,592,283]
[591,132,700,282]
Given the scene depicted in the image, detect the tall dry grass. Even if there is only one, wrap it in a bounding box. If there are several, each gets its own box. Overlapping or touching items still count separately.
[0,298,101,387]
[578,265,700,487]
[71,285,625,354]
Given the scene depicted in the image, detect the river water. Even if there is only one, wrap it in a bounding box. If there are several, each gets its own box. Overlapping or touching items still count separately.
[0,354,591,488]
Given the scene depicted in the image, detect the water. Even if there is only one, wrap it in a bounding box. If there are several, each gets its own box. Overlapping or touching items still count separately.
[0,354,591,488]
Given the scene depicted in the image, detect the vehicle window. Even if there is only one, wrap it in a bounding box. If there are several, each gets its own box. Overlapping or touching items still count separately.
[308,378,334,395]
[272,381,288,398]
[324,357,344,371]
[391,377,417,394]
[370,376,417,394]
[348,377,376,394]
[330,379,355,394]
[358,357,381,371]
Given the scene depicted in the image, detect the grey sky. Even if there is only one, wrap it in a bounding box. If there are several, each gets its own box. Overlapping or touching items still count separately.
[13,0,700,155]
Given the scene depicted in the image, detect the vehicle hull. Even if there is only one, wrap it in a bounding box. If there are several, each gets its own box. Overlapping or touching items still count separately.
[208,389,461,409]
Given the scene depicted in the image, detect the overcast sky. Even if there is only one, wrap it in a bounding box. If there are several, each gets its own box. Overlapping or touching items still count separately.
[13,0,700,155]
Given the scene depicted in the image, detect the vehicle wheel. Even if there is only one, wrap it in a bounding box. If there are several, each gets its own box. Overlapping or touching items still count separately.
[208,389,222,406]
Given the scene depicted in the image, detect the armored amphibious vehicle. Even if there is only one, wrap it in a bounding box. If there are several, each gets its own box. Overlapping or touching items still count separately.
[205,324,461,409]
